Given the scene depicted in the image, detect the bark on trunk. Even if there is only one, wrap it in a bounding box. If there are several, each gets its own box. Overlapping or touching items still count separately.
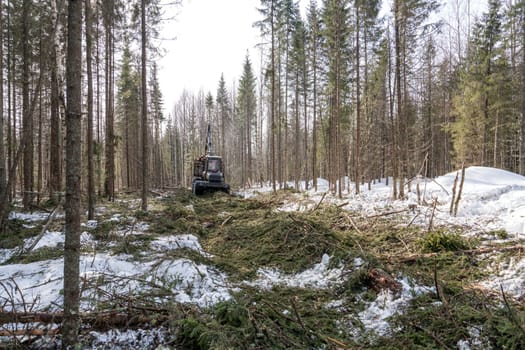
[63,0,82,346]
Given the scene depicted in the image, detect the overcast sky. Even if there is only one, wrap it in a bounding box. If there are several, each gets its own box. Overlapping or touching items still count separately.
[157,0,261,118]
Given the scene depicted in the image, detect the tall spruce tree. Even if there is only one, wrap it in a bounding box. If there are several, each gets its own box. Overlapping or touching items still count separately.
[322,0,351,197]
[117,38,141,189]
[217,74,231,162]
[451,0,515,168]
[237,53,257,186]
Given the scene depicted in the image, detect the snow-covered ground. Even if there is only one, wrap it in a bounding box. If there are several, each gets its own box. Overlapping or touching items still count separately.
[248,166,525,238]
[1,166,524,347]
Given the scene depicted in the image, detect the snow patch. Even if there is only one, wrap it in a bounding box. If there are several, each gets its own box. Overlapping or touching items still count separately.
[0,253,231,312]
[9,211,49,222]
[247,254,344,289]
[480,256,525,300]
[151,234,209,256]
[358,277,433,337]
[22,230,93,250]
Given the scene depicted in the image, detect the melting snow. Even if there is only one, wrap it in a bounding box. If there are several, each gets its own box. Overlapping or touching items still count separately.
[358,277,434,336]
[2,166,525,345]
[246,254,344,289]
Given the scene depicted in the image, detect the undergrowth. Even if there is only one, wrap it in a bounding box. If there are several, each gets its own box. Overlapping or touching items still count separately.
[2,189,525,349]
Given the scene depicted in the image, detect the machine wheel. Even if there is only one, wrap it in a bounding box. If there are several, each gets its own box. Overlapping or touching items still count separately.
[192,182,203,195]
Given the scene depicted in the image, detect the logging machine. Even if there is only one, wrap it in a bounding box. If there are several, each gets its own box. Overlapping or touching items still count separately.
[192,124,230,195]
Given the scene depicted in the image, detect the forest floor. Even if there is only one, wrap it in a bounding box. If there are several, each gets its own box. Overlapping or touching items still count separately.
[1,166,525,349]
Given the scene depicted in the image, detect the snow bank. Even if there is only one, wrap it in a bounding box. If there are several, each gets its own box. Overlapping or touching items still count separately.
[242,167,525,238]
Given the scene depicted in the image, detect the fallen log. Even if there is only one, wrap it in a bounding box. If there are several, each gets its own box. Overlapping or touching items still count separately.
[0,328,60,337]
[0,311,63,325]
[0,310,170,329]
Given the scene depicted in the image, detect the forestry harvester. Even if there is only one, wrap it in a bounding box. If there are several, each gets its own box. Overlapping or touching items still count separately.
[192,124,230,195]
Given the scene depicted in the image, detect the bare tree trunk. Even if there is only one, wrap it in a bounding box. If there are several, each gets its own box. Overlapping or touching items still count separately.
[95,13,103,195]
[354,6,361,195]
[49,0,62,201]
[394,2,403,199]
[63,0,82,346]
[0,1,6,226]
[86,0,95,219]
[141,0,148,211]
[104,6,115,201]
[521,13,525,175]
[270,0,276,192]
[22,0,33,209]
[311,26,318,192]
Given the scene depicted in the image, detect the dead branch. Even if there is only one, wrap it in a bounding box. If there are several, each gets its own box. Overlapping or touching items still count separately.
[391,244,525,263]
[365,208,409,219]
[500,284,525,337]
[434,264,448,309]
[453,164,466,217]
[22,200,63,254]
[428,198,438,232]
[310,192,327,212]
[409,321,452,350]
[342,213,362,235]
[290,297,307,333]
[449,171,459,215]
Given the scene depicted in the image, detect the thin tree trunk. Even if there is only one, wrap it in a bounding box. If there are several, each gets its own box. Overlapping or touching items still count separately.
[86,0,95,219]
[355,6,361,195]
[0,1,6,226]
[271,0,276,192]
[63,0,82,346]
[49,0,62,201]
[394,1,403,199]
[141,0,148,211]
[22,0,33,209]
[104,8,115,201]
[521,12,525,175]
[312,26,318,192]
